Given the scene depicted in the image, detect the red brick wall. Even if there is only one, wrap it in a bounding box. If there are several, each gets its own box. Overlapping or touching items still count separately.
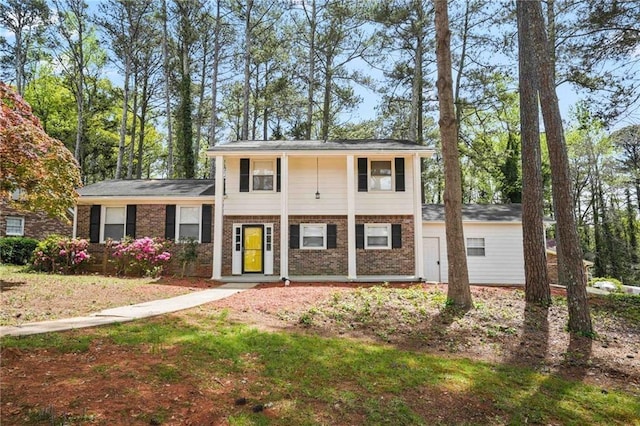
[77,203,214,277]
[0,200,72,239]
[222,216,280,276]
[76,205,91,239]
[356,215,415,276]
[288,215,348,275]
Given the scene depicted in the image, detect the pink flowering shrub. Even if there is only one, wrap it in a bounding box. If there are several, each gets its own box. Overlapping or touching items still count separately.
[111,237,172,277]
[32,235,91,274]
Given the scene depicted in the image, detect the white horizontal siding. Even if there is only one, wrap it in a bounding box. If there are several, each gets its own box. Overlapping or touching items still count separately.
[288,157,347,215]
[355,155,415,215]
[224,158,281,215]
[423,222,525,284]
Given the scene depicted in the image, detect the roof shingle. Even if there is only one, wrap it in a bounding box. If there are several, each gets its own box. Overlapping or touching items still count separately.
[77,180,215,197]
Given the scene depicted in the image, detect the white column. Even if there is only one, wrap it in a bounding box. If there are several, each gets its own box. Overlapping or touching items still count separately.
[212,155,224,279]
[413,153,424,279]
[72,206,78,239]
[280,153,289,278]
[346,155,357,279]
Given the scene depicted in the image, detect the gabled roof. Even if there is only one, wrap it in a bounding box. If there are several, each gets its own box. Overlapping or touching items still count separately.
[208,139,434,153]
[77,179,215,198]
[423,204,524,222]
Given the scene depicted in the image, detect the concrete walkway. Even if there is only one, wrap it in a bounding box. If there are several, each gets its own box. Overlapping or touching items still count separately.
[0,282,257,338]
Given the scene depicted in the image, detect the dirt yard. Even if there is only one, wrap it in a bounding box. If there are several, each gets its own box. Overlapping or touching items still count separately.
[1,276,639,425]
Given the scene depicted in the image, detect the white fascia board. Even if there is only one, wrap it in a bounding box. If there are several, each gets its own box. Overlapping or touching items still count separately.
[207,149,435,158]
[77,196,215,205]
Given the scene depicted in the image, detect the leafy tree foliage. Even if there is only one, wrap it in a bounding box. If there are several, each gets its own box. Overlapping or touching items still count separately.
[0,81,81,219]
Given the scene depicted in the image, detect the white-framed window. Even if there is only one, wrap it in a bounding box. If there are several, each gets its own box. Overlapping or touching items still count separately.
[365,224,391,249]
[300,224,326,249]
[6,217,24,236]
[370,159,393,191]
[252,159,275,191]
[177,205,201,242]
[103,206,125,241]
[467,238,486,256]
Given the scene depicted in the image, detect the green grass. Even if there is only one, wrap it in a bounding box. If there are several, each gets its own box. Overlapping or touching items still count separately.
[3,312,639,425]
[591,293,640,324]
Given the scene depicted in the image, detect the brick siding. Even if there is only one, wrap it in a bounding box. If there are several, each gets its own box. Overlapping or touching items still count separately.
[356,215,415,276]
[0,200,72,239]
[289,215,348,275]
[77,203,214,277]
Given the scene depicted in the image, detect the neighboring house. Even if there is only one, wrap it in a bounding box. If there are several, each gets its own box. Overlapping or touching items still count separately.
[0,198,72,239]
[74,139,533,283]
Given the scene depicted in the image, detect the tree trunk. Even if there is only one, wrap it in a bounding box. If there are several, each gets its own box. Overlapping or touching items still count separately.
[305,0,317,140]
[434,0,472,310]
[207,0,222,178]
[529,0,592,335]
[517,0,550,306]
[15,31,24,96]
[115,59,130,179]
[321,53,332,140]
[136,73,148,179]
[241,0,253,141]
[161,0,174,177]
[126,72,138,179]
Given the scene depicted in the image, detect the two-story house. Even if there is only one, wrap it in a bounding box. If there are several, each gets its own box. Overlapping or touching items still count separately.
[74,139,528,283]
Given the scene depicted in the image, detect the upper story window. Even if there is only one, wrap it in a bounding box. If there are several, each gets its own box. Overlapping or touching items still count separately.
[301,224,326,249]
[252,160,275,191]
[6,217,24,236]
[358,157,404,192]
[103,206,125,241]
[370,160,393,191]
[365,223,391,249]
[467,237,486,256]
[177,206,201,241]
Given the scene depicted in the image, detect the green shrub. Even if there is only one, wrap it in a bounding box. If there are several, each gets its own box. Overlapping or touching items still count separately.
[111,237,172,277]
[32,234,91,274]
[0,237,38,265]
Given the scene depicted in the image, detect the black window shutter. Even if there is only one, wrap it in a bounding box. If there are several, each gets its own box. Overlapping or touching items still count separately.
[395,158,405,192]
[240,158,250,192]
[276,158,281,192]
[356,224,365,249]
[126,205,137,238]
[89,205,101,243]
[165,205,176,240]
[201,204,212,243]
[392,224,402,248]
[327,224,337,249]
[289,224,300,249]
[357,158,368,192]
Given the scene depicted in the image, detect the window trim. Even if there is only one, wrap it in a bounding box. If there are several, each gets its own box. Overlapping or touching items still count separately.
[364,223,392,249]
[300,223,327,250]
[251,158,276,192]
[5,216,25,236]
[101,206,126,243]
[176,205,202,243]
[466,237,486,257]
[369,158,394,192]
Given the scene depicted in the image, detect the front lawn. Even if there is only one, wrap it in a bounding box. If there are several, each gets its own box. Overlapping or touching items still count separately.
[1,273,639,425]
[0,265,195,325]
[1,312,639,425]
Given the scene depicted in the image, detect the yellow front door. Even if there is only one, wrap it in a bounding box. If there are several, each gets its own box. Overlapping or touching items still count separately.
[243,226,263,273]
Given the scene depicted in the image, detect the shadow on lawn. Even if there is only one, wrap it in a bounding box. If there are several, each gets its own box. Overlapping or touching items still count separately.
[507,302,550,367]
[0,279,26,292]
